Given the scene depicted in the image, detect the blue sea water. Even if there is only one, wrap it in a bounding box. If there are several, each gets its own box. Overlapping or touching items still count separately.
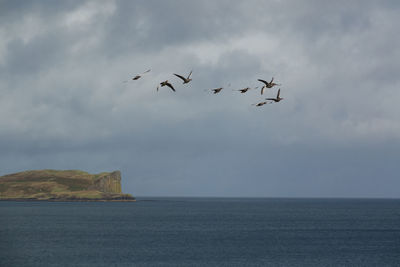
[1,198,400,266]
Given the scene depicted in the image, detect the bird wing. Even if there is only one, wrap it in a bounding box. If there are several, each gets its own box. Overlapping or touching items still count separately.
[174,74,186,81]
[143,69,151,74]
[166,83,175,91]
[270,77,274,83]
[266,98,275,100]
[258,79,269,86]
[261,85,265,95]
[187,70,193,78]
[277,88,281,98]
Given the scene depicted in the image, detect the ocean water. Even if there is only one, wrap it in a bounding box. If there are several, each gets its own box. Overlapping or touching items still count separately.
[1,198,400,267]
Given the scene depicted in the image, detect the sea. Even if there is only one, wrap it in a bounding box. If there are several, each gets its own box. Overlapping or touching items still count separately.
[1,198,400,267]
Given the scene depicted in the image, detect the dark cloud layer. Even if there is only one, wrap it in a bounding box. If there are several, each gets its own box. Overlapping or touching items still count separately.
[0,0,399,197]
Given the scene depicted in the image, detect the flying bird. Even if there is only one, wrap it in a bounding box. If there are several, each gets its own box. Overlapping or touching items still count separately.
[132,69,151,80]
[234,87,251,93]
[266,88,284,102]
[174,70,193,84]
[210,87,223,94]
[258,77,280,94]
[252,101,268,107]
[158,80,175,92]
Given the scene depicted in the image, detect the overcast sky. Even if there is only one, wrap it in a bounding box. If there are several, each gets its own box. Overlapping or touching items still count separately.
[1,0,399,197]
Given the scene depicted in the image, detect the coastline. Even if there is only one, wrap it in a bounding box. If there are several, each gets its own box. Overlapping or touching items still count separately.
[0,197,136,202]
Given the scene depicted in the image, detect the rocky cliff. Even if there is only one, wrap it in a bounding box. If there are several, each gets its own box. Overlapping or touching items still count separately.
[89,171,122,193]
[0,169,135,201]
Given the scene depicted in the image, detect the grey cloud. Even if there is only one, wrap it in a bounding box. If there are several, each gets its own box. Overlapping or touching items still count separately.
[0,0,399,197]
[101,0,254,55]
[0,0,79,25]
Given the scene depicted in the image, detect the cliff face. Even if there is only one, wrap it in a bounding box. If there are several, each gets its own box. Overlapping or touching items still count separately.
[89,171,122,193]
[0,169,134,201]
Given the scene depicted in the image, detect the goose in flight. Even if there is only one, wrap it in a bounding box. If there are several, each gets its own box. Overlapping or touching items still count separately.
[211,87,223,94]
[258,77,280,94]
[158,80,175,92]
[234,87,251,93]
[174,70,193,84]
[266,88,283,102]
[132,69,151,80]
[252,101,268,107]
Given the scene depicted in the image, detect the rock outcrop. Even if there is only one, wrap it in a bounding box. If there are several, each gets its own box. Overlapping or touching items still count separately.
[0,169,135,201]
[89,171,122,193]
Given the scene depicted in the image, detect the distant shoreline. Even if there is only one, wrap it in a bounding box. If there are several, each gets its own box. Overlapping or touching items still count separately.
[0,169,135,202]
[0,198,136,202]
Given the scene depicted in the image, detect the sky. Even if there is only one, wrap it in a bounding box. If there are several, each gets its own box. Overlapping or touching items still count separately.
[0,0,399,197]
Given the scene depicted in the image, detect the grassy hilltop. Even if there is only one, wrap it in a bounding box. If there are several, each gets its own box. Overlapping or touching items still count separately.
[0,169,135,201]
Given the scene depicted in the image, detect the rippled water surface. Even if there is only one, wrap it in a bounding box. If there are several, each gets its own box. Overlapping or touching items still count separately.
[1,198,400,266]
